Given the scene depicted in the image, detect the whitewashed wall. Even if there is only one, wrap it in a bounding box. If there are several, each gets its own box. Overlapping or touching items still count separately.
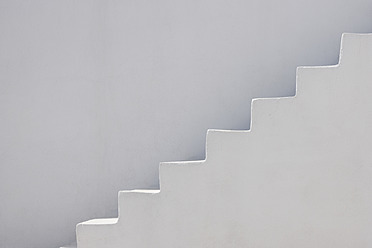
[0,1,371,248]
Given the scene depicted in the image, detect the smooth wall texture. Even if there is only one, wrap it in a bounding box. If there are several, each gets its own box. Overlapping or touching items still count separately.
[0,1,371,248]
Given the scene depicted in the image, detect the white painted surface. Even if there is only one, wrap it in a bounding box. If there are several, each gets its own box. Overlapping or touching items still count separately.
[1,1,372,247]
[76,33,372,247]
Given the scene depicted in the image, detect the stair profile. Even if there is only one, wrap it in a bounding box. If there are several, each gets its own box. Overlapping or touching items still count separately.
[64,33,372,247]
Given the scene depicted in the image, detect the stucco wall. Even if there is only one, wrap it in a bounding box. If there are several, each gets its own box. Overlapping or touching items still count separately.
[0,1,371,247]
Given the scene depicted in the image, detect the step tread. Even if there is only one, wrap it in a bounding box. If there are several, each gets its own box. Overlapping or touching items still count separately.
[80,218,118,225]
[60,243,77,248]
[120,189,160,194]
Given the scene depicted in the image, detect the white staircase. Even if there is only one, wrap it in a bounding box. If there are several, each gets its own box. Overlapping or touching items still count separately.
[66,33,372,247]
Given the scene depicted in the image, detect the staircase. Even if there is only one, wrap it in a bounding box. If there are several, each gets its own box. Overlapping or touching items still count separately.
[64,33,372,247]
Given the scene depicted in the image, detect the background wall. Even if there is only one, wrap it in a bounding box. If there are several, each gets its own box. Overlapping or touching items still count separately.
[0,0,371,247]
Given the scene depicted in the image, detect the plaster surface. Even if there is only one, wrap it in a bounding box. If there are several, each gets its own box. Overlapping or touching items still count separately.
[76,33,372,248]
[1,1,372,247]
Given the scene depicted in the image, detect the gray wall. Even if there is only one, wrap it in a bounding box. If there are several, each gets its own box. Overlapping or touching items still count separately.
[0,0,371,247]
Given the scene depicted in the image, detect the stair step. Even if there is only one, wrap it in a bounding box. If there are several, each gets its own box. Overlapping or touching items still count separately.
[80,218,118,225]
[60,243,76,248]
[120,189,160,194]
